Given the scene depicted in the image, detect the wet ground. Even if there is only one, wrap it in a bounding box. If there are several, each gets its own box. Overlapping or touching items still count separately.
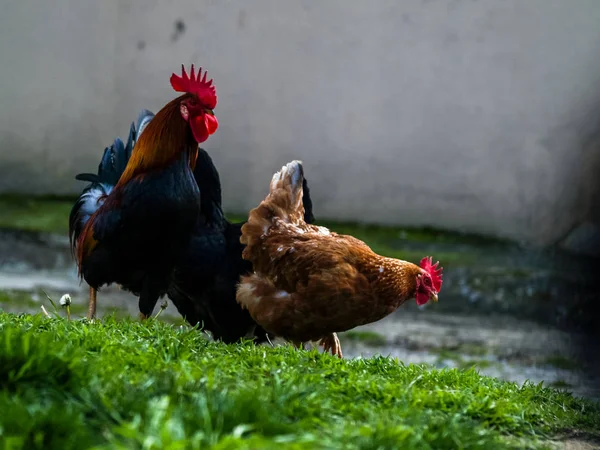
[0,226,599,402]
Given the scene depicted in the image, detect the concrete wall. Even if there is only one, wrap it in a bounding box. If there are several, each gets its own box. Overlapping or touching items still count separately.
[1,0,600,246]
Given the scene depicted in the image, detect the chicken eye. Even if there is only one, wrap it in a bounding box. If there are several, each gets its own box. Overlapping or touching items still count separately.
[424,277,431,286]
[188,98,198,107]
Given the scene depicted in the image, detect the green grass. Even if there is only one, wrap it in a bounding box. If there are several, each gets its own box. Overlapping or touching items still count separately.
[0,313,598,449]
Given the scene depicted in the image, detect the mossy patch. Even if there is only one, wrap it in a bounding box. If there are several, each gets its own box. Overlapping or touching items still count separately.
[550,380,572,389]
[0,290,39,309]
[543,355,582,371]
[0,195,75,235]
[429,343,489,358]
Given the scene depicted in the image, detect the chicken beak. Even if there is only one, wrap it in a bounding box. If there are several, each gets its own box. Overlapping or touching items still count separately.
[430,292,439,303]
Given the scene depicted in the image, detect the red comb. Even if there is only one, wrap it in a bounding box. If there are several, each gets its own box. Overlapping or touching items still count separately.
[420,256,443,292]
[170,64,217,110]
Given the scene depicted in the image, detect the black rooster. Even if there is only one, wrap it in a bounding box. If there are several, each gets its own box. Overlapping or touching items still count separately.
[69,65,221,321]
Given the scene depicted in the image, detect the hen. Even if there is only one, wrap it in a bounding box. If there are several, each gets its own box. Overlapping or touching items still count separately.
[167,150,316,343]
[236,161,443,357]
[70,64,219,320]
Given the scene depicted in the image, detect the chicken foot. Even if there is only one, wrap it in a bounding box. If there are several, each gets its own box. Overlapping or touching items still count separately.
[319,333,343,358]
[87,286,97,320]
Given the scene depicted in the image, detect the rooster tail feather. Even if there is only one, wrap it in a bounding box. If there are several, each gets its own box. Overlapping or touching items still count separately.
[69,140,120,256]
[100,138,127,186]
[124,122,136,161]
[107,108,154,184]
[69,109,155,258]
[124,108,155,168]
[98,108,155,186]
[133,109,155,148]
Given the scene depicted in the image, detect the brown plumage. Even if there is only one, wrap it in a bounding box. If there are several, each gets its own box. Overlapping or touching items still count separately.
[236,161,443,357]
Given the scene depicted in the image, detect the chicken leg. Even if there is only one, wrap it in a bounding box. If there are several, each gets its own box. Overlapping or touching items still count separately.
[87,286,97,320]
[319,333,343,358]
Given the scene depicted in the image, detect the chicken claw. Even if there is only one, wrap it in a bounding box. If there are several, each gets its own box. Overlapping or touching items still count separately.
[319,333,343,358]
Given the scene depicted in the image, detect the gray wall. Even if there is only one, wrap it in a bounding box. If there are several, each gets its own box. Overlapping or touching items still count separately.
[1,0,600,246]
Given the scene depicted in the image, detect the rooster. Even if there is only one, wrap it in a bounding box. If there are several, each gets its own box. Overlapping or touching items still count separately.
[70,64,219,320]
[167,150,316,343]
[236,161,443,357]
[69,110,154,319]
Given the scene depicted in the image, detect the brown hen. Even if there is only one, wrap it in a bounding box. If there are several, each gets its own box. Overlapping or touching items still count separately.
[236,161,443,357]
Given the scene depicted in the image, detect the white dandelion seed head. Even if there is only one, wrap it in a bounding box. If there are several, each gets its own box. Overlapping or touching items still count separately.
[59,293,72,307]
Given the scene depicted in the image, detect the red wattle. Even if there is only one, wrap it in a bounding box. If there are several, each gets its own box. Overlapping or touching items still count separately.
[190,113,218,143]
[415,291,430,306]
[204,114,219,135]
[191,115,210,143]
